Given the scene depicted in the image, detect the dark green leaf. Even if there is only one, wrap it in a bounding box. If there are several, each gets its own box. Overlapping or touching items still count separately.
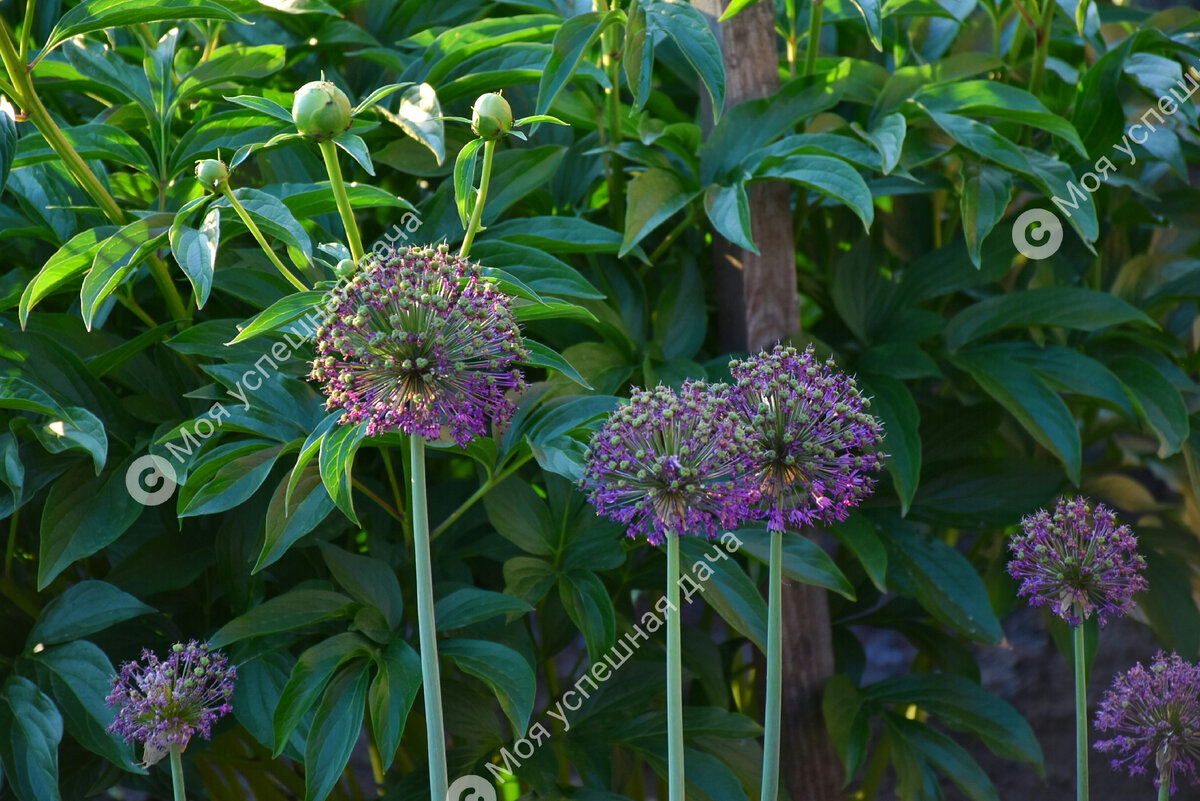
[0,677,62,801]
[273,633,372,754]
[870,674,1043,767]
[679,537,767,652]
[319,542,404,629]
[209,590,356,648]
[18,226,118,327]
[81,214,173,330]
[28,580,153,647]
[559,570,617,662]
[536,11,625,119]
[170,207,220,309]
[369,638,422,772]
[304,662,370,801]
[944,287,1155,350]
[38,464,142,590]
[950,347,1081,483]
[883,523,1004,643]
[257,466,335,573]
[862,374,921,514]
[620,168,697,256]
[31,641,137,771]
[737,528,855,599]
[441,638,536,739]
[1111,356,1189,457]
[40,0,247,62]
[959,163,1012,268]
[319,422,367,524]
[435,587,533,631]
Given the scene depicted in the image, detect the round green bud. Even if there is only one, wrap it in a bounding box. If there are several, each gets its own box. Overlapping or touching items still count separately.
[292,80,353,141]
[471,92,513,140]
[194,158,229,191]
[335,258,356,278]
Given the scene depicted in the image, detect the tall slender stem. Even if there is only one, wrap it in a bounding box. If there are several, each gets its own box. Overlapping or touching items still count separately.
[803,0,824,77]
[0,18,189,324]
[411,435,448,801]
[217,185,309,292]
[1073,621,1089,801]
[666,530,685,801]
[317,139,366,264]
[1028,0,1056,98]
[459,138,496,260]
[169,745,186,801]
[1159,772,1170,801]
[760,532,783,801]
[786,0,798,79]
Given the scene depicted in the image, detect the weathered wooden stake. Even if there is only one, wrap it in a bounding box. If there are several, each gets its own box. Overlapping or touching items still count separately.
[694,2,843,799]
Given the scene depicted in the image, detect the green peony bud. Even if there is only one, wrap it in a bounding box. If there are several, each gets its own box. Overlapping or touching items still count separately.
[471,92,513,140]
[335,258,357,278]
[292,80,353,141]
[194,159,229,191]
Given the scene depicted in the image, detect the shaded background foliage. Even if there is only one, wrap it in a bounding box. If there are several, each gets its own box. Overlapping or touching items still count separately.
[0,0,1199,799]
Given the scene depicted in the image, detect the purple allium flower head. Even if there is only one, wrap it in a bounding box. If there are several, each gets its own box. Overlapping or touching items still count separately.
[106,640,236,767]
[1095,651,1200,795]
[1007,497,1148,627]
[311,244,527,445]
[580,381,757,545]
[728,344,885,533]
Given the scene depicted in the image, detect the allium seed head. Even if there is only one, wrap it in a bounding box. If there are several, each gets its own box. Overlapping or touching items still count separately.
[580,381,757,545]
[1008,496,1148,627]
[311,244,527,445]
[1095,651,1200,795]
[106,640,235,767]
[729,344,885,533]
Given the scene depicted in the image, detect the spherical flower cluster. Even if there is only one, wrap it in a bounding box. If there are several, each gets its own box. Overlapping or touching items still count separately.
[581,381,758,545]
[311,244,528,445]
[106,640,236,767]
[1008,497,1148,627]
[730,344,885,532]
[1095,651,1200,795]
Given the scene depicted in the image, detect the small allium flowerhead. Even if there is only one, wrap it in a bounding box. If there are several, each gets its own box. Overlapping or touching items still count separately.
[1008,497,1148,627]
[1095,651,1200,795]
[311,244,527,445]
[106,640,235,767]
[729,344,885,533]
[580,381,757,545]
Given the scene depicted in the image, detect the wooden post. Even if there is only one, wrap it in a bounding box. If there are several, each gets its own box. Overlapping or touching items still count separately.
[694,0,800,353]
[694,2,843,800]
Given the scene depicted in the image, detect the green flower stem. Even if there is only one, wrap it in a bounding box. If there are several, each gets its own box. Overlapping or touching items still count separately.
[760,532,783,801]
[169,745,186,801]
[0,18,189,325]
[666,530,685,801]
[1028,0,1056,98]
[786,0,798,79]
[648,207,697,263]
[803,0,824,77]
[1159,773,1170,801]
[217,185,309,293]
[411,435,449,801]
[18,0,35,60]
[598,2,625,227]
[1074,621,1089,801]
[317,139,366,264]
[459,137,496,260]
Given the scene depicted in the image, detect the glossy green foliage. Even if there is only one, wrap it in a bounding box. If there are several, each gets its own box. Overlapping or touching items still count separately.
[1,0,1199,799]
